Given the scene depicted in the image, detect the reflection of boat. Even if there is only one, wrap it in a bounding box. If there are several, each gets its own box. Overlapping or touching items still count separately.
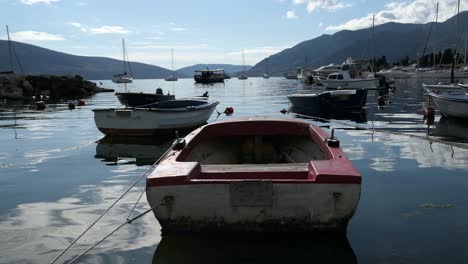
[194,69,225,84]
[432,116,468,142]
[288,89,367,114]
[93,99,219,136]
[146,117,361,233]
[115,88,175,107]
[95,136,175,166]
[426,90,468,118]
[152,234,356,264]
[321,58,379,89]
[112,39,133,83]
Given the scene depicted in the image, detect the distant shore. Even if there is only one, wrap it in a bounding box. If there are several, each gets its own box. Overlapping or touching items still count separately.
[0,73,114,101]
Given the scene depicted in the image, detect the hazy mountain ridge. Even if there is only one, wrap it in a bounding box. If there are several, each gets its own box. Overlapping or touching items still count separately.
[248,11,468,75]
[0,40,185,80]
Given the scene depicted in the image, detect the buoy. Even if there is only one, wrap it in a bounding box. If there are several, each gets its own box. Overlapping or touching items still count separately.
[425,116,435,126]
[377,96,385,106]
[68,102,76,110]
[280,108,288,114]
[78,99,85,106]
[424,106,435,118]
[224,107,234,116]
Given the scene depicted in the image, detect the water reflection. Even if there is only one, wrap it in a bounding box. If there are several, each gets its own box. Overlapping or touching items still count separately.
[290,107,367,123]
[153,234,356,264]
[431,116,468,143]
[95,136,175,166]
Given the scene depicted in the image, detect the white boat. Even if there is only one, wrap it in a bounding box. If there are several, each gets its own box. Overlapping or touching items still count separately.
[455,83,468,94]
[312,63,342,79]
[146,117,361,233]
[378,66,416,79]
[165,48,178,81]
[238,48,248,80]
[321,58,379,89]
[93,99,219,136]
[112,39,134,83]
[426,90,468,118]
[422,83,462,90]
[416,69,468,79]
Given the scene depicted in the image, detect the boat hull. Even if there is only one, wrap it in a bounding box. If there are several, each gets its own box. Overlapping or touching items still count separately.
[112,76,133,83]
[115,92,175,107]
[288,90,367,114]
[147,182,360,233]
[93,102,218,136]
[322,78,379,89]
[428,92,468,118]
[194,76,225,83]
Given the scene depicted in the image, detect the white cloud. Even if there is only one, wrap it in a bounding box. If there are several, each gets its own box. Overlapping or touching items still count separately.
[170,27,186,31]
[19,0,59,5]
[66,22,87,32]
[293,0,351,13]
[284,10,298,19]
[326,0,468,31]
[89,26,129,34]
[10,31,64,41]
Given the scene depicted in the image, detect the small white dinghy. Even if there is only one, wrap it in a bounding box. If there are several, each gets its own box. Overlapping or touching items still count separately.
[426,90,468,119]
[93,99,219,136]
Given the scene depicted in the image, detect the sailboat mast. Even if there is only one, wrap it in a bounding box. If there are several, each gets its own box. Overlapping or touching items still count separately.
[171,48,175,73]
[435,2,439,23]
[465,33,467,66]
[122,39,127,74]
[6,25,14,72]
[371,14,375,73]
[242,49,245,74]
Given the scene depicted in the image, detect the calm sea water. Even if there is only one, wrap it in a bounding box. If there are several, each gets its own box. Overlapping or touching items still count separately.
[1,77,468,263]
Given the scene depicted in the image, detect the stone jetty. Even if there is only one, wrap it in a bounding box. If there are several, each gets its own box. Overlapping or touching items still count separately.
[0,73,114,100]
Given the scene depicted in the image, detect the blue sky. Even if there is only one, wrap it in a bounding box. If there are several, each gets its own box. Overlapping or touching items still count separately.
[1,0,466,69]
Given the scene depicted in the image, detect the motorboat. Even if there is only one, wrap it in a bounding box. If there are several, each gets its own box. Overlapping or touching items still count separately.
[287,89,367,114]
[146,117,361,233]
[194,69,225,84]
[321,58,379,89]
[426,90,468,118]
[115,88,175,107]
[93,99,219,136]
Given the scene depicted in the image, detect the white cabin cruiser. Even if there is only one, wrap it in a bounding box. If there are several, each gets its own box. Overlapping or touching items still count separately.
[321,58,379,90]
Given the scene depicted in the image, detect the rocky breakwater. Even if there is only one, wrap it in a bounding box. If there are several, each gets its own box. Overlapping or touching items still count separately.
[0,73,114,100]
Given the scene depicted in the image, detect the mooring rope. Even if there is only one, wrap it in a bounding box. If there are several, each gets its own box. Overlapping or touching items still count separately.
[287,111,468,150]
[49,139,179,264]
[66,202,163,264]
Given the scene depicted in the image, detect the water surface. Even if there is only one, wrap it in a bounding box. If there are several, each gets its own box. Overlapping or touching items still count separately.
[1,77,468,263]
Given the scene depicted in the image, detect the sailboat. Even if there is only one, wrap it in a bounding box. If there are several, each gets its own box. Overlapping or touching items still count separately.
[1,25,20,75]
[112,39,133,83]
[263,56,270,79]
[238,49,248,80]
[165,48,178,81]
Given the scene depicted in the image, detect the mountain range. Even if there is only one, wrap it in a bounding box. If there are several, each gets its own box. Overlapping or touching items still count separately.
[2,11,467,79]
[248,11,468,76]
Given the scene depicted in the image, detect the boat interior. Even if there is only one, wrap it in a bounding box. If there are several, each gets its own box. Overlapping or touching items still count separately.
[184,134,325,165]
[144,99,208,109]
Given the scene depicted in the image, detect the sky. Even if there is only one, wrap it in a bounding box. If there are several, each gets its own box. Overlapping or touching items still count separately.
[1,0,467,69]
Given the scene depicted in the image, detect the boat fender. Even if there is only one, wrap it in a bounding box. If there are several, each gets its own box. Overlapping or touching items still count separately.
[78,99,86,106]
[377,96,385,106]
[423,106,435,126]
[224,107,234,116]
[68,102,75,110]
[280,108,288,114]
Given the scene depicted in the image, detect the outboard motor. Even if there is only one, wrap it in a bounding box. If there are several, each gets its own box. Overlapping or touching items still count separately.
[156,88,163,95]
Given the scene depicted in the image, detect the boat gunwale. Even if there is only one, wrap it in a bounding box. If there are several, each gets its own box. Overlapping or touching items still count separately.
[92,100,220,112]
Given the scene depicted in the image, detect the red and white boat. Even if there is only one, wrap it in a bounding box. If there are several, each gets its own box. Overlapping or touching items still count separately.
[146,117,361,233]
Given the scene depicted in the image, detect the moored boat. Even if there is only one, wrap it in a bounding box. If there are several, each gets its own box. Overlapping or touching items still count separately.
[115,88,175,107]
[146,117,361,233]
[194,69,225,84]
[422,83,461,90]
[112,39,134,83]
[287,89,367,114]
[93,99,219,136]
[456,83,468,94]
[426,90,468,118]
[321,58,379,89]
